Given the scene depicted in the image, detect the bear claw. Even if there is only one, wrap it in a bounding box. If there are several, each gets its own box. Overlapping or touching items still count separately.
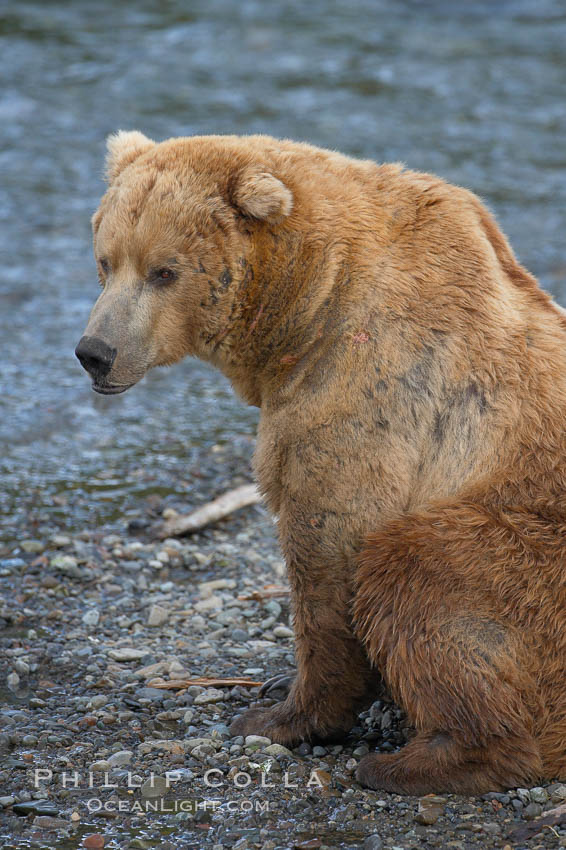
[258,673,295,699]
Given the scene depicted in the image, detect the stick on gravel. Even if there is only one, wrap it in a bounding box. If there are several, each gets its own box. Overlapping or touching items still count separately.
[155,484,261,538]
[147,677,264,689]
[511,802,566,841]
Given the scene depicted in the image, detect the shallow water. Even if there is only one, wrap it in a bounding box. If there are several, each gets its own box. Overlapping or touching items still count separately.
[1,0,565,543]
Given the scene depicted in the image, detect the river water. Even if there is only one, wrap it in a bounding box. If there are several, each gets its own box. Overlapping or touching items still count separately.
[1,0,565,544]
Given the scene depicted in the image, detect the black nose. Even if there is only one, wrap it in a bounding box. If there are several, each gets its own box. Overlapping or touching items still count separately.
[75,336,117,380]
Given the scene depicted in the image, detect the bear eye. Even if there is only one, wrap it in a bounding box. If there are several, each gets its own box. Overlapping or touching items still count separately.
[99,258,110,274]
[152,267,177,283]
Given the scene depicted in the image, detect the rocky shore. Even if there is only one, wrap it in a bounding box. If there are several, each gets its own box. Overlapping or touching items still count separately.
[1,448,565,850]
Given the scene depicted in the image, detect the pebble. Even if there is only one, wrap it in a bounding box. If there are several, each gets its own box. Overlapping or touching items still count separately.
[141,776,168,798]
[147,604,169,626]
[263,744,294,757]
[82,609,100,627]
[107,647,148,662]
[21,540,44,553]
[33,815,70,829]
[199,579,236,593]
[523,802,543,819]
[22,734,38,745]
[107,750,133,767]
[89,760,111,772]
[364,837,383,850]
[193,688,225,705]
[0,797,15,808]
[548,782,566,802]
[194,595,223,612]
[135,687,165,702]
[50,534,71,547]
[310,768,331,787]
[50,555,79,572]
[245,735,272,748]
[529,786,549,803]
[7,672,20,690]
[13,800,59,817]
[415,795,446,825]
[83,835,105,849]
[273,625,293,638]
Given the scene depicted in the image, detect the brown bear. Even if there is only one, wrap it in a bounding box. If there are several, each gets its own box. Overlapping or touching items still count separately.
[76,131,566,795]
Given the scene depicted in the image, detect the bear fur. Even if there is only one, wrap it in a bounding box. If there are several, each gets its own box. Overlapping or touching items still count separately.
[76,132,566,794]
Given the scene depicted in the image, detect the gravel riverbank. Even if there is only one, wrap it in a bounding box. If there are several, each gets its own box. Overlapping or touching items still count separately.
[1,447,565,850]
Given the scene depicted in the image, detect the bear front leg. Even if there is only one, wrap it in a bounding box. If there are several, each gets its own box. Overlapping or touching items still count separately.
[230,556,379,745]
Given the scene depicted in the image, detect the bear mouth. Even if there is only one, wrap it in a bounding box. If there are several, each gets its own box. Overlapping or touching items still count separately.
[91,382,133,395]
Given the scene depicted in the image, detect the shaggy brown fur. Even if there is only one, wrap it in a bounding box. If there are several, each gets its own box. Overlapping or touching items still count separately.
[76,132,566,795]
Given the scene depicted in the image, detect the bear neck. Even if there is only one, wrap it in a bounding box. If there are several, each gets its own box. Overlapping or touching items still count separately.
[209,223,347,406]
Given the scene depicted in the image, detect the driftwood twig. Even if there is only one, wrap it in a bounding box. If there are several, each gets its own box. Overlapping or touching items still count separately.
[147,676,263,690]
[510,802,566,841]
[155,484,261,538]
[238,585,290,601]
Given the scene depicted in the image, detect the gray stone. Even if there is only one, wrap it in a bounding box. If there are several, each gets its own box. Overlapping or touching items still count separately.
[193,688,225,705]
[185,737,215,750]
[33,815,70,829]
[0,796,15,808]
[7,671,19,690]
[523,802,543,820]
[21,540,44,553]
[13,800,59,817]
[108,647,149,662]
[50,555,78,570]
[548,783,566,802]
[364,837,383,850]
[529,786,549,804]
[22,734,38,745]
[210,724,231,739]
[273,625,293,638]
[245,734,272,748]
[147,604,169,627]
[107,750,133,767]
[263,743,293,758]
[50,534,71,547]
[0,558,25,570]
[89,760,111,772]
[135,687,165,702]
[141,775,168,798]
[415,795,446,825]
[82,609,100,627]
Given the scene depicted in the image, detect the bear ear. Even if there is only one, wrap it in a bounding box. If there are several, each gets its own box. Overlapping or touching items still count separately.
[105,130,155,182]
[231,168,293,222]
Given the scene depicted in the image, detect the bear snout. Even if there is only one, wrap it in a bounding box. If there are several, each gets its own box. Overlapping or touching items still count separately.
[75,335,117,383]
